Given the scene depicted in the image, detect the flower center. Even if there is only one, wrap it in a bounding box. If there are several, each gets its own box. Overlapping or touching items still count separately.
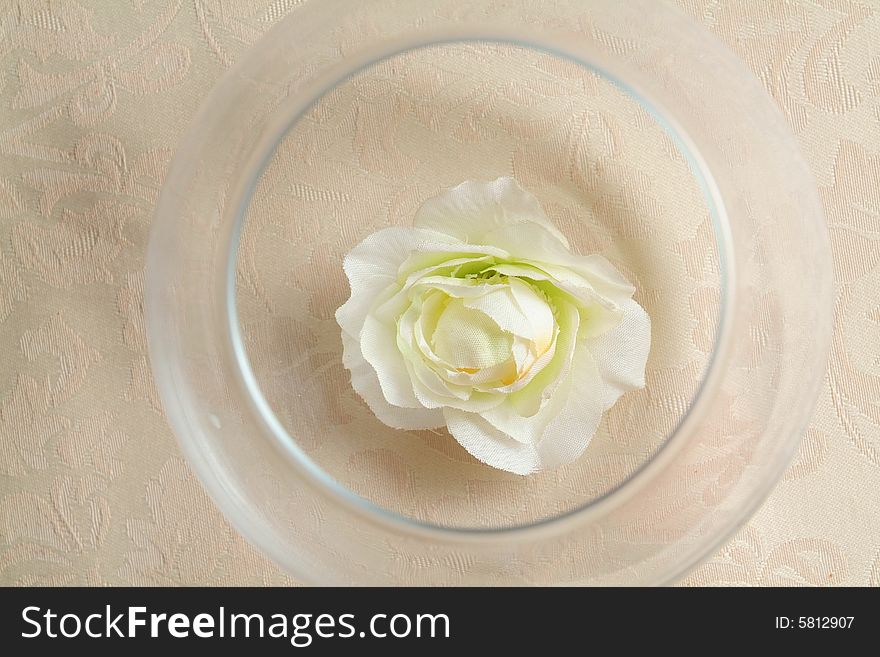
[431,297,513,372]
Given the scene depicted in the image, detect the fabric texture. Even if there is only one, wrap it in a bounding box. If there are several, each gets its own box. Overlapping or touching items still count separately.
[0,0,878,585]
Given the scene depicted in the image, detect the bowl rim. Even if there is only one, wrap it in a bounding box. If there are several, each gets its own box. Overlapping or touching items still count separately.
[221,32,736,540]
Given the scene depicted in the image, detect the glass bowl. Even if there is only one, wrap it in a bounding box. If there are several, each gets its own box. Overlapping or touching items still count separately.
[146,0,832,584]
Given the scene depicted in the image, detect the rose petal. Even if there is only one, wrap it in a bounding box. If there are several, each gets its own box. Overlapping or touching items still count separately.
[431,297,513,370]
[480,221,571,265]
[450,346,604,471]
[397,302,471,403]
[488,261,616,311]
[567,254,637,300]
[586,298,652,408]
[336,226,458,339]
[443,408,541,475]
[359,312,425,409]
[342,333,444,429]
[482,221,635,304]
[505,297,580,417]
[401,254,496,290]
[399,243,509,277]
[534,347,605,467]
[398,294,507,411]
[487,262,623,339]
[477,343,597,446]
[413,177,570,247]
[480,333,558,394]
[412,374,505,412]
[462,278,555,349]
[538,346,605,468]
[411,276,504,299]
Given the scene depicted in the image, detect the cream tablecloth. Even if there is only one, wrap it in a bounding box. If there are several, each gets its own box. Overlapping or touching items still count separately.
[1,0,878,586]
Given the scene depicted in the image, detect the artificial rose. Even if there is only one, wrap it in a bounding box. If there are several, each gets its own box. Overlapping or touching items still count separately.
[336,177,650,474]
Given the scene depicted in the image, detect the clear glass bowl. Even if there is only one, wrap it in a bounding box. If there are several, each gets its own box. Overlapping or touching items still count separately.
[147,0,832,584]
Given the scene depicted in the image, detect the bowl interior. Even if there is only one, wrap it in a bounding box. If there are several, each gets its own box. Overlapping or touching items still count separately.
[234,42,721,529]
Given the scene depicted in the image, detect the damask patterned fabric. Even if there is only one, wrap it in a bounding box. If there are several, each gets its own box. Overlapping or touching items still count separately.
[0,0,878,586]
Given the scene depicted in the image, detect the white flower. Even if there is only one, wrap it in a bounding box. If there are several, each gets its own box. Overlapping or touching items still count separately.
[336,177,650,475]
